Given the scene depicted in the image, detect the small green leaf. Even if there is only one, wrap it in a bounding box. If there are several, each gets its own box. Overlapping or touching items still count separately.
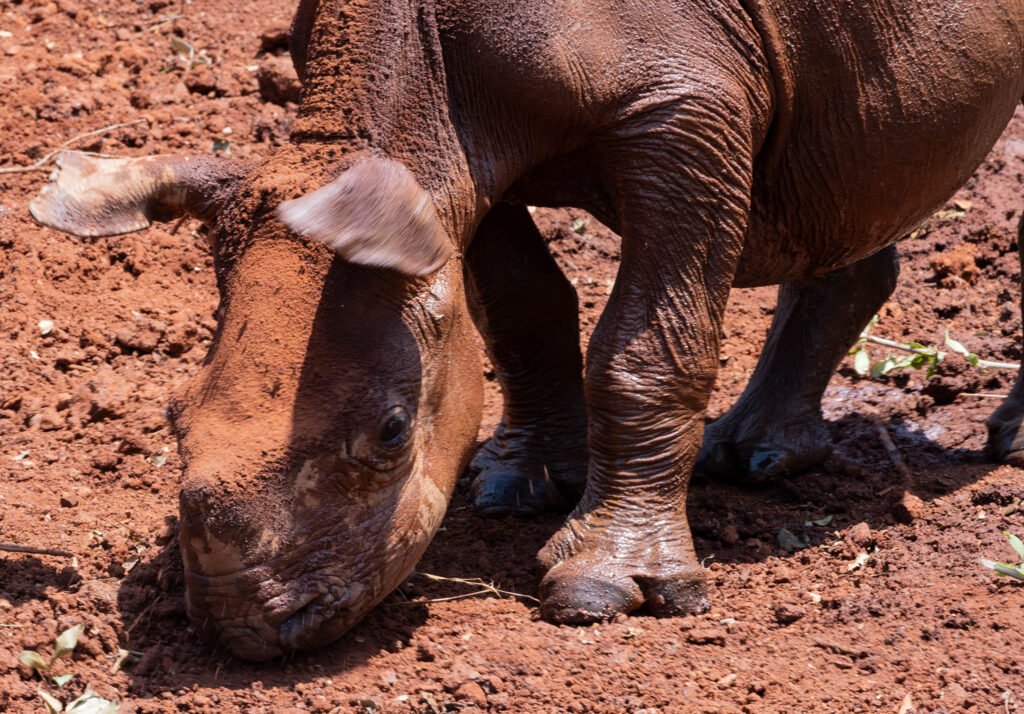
[980,558,1024,581]
[20,649,49,671]
[777,528,806,552]
[944,331,971,357]
[53,624,84,661]
[890,355,917,371]
[860,314,879,339]
[871,356,896,377]
[170,37,194,59]
[966,353,980,368]
[38,689,63,713]
[1005,532,1024,562]
[854,349,870,375]
[52,674,74,688]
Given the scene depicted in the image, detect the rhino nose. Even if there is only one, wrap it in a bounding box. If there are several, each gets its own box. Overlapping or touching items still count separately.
[178,482,207,525]
[178,478,263,577]
[179,476,255,532]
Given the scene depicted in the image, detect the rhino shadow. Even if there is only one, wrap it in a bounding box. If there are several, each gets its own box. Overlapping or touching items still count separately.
[684,410,1006,566]
[414,407,1010,604]
[112,359,1011,693]
[0,556,78,607]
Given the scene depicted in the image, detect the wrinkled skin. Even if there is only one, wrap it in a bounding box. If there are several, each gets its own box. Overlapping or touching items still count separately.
[168,156,484,658]
[30,0,1024,659]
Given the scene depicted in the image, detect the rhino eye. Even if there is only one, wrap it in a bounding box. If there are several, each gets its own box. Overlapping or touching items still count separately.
[378,406,411,448]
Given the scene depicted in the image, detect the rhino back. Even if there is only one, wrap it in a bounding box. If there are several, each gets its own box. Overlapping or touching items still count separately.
[736,0,1024,285]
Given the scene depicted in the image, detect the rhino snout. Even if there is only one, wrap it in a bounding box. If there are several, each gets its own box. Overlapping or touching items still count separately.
[183,561,366,661]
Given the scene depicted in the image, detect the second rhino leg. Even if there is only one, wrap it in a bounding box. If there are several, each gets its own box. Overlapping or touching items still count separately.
[987,215,1024,463]
[465,203,589,516]
[699,244,901,483]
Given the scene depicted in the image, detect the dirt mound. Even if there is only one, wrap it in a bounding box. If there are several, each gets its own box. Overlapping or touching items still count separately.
[2,1,1024,712]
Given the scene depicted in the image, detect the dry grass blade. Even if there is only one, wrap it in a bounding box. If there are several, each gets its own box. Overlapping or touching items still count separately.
[386,572,539,606]
[0,119,147,175]
[125,595,163,636]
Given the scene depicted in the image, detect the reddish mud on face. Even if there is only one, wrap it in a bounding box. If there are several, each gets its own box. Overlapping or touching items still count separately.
[169,156,483,660]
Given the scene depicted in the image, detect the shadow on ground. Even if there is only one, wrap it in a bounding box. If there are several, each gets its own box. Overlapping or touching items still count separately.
[107,411,1004,695]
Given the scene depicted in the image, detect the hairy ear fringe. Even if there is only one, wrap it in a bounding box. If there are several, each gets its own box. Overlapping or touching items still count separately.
[277,158,452,277]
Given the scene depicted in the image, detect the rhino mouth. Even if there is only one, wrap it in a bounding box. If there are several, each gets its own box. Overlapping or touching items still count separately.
[185,584,366,661]
[278,586,363,651]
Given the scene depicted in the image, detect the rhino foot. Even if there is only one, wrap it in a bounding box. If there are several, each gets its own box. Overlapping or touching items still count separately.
[697,408,832,484]
[986,396,1024,466]
[469,423,585,517]
[537,506,708,623]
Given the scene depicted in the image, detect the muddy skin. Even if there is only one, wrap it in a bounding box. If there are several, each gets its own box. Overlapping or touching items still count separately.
[30,0,1024,658]
[698,245,902,483]
[465,203,589,516]
[168,163,485,660]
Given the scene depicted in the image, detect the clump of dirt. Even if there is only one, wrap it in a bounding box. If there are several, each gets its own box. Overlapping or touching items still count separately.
[930,242,981,288]
[2,1,1024,712]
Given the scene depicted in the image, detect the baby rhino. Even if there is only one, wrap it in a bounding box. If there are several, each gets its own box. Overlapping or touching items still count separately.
[31,0,1024,660]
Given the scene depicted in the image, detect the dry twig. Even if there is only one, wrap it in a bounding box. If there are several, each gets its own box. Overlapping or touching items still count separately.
[812,637,868,659]
[868,415,911,481]
[0,119,147,175]
[0,543,73,557]
[386,571,539,606]
[864,334,1019,371]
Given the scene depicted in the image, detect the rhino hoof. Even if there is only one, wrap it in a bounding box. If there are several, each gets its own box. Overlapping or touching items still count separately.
[986,403,1024,466]
[539,563,708,624]
[697,416,832,485]
[471,468,566,517]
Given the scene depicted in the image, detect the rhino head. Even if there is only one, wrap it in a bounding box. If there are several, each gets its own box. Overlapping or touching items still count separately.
[31,148,483,660]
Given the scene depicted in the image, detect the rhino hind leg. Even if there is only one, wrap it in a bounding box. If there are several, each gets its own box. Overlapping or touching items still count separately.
[987,215,1024,464]
[698,244,901,484]
[465,203,589,516]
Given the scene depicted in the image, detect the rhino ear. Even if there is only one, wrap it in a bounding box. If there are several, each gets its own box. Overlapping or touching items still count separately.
[276,158,453,277]
[29,151,249,237]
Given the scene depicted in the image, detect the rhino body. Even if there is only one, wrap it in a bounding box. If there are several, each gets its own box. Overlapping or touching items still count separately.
[31,0,1024,660]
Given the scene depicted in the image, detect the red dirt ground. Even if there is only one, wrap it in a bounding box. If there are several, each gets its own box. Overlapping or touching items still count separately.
[2,1,1024,712]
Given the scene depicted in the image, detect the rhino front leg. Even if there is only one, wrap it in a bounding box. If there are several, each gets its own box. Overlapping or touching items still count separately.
[465,203,589,516]
[987,215,1024,463]
[538,120,753,623]
[699,244,900,483]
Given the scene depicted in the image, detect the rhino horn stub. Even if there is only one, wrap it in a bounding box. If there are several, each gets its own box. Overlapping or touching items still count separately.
[277,158,453,277]
[30,150,250,238]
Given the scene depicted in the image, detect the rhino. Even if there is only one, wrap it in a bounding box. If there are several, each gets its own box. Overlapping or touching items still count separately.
[30,0,1024,660]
